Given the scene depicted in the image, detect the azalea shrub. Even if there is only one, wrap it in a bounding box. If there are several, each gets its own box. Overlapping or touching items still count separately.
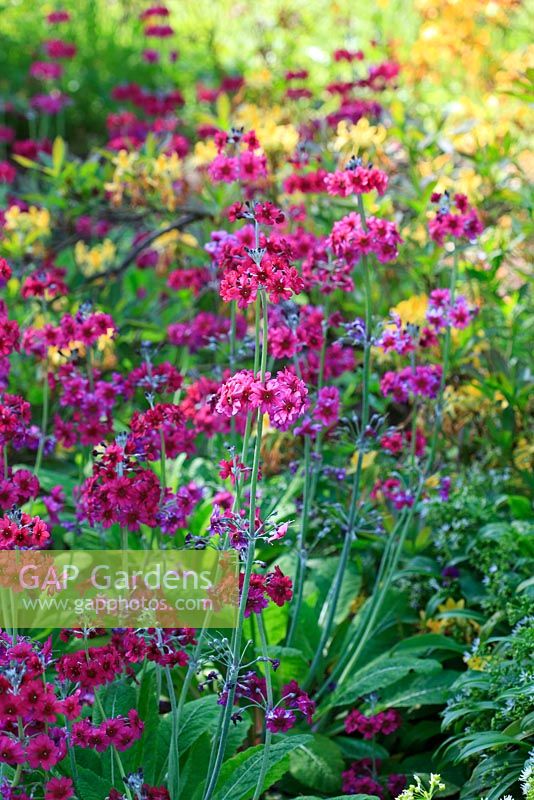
[0,2,532,800]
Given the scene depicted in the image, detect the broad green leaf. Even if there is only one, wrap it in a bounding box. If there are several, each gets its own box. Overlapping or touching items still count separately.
[391,633,465,656]
[94,681,137,722]
[336,737,389,761]
[211,734,312,800]
[75,767,113,800]
[376,670,461,710]
[298,796,378,800]
[327,656,442,708]
[289,734,344,793]
[135,667,158,761]
[178,694,221,754]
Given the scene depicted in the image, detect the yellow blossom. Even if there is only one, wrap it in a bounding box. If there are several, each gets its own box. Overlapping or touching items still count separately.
[75,239,116,277]
[333,119,387,154]
[390,295,429,327]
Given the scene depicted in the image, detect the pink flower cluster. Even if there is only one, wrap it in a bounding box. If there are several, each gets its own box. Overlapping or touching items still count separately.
[0,469,39,511]
[0,393,30,446]
[22,310,116,359]
[370,477,414,510]
[57,643,126,688]
[328,212,402,264]
[283,168,328,194]
[268,304,324,359]
[71,710,143,751]
[77,438,200,534]
[208,129,267,184]
[0,161,16,184]
[180,376,235,437]
[345,707,402,738]
[22,264,68,300]
[428,192,484,245]
[380,364,442,402]
[266,680,315,732]
[227,200,285,226]
[42,39,76,59]
[0,300,19,363]
[30,61,64,81]
[381,427,427,457]
[325,162,388,196]
[215,368,308,431]
[111,83,184,118]
[0,511,50,549]
[218,235,303,308]
[342,758,405,799]
[426,288,477,330]
[244,565,293,616]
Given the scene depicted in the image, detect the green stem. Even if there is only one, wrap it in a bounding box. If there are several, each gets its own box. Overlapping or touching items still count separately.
[159,428,167,500]
[334,482,424,687]
[93,690,133,800]
[252,614,274,800]
[164,666,180,799]
[34,363,49,481]
[315,248,462,702]
[426,248,459,473]
[286,435,311,645]
[66,719,80,790]
[305,195,372,688]
[203,290,268,800]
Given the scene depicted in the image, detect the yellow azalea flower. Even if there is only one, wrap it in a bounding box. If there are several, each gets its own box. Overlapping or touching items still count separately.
[191,139,218,167]
[75,239,116,277]
[246,68,272,88]
[234,104,299,154]
[435,168,483,201]
[350,450,376,471]
[96,330,116,351]
[465,655,489,670]
[438,597,465,614]
[423,616,448,634]
[47,341,85,365]
[390,294,428,327]
[152,152,182,180]
[152,229,180,248]
[4,205,51,237]
[4,205,21,229]
[175,232,198,248]
[333,118,387,153]
[114,149,138,172]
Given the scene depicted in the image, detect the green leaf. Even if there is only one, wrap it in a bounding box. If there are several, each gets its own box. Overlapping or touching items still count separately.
[455,731,531,761]
[391,634,465,656]
[376,670,461,710]
[135,668,160,770]
[94,681,137,722]
[178,694,221,754]
[327,656,442,708]
[336,737,389,761]
[211,734,312,800]
[75,767,113,800]
[298,796,378,800]
[289,734,344,793]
